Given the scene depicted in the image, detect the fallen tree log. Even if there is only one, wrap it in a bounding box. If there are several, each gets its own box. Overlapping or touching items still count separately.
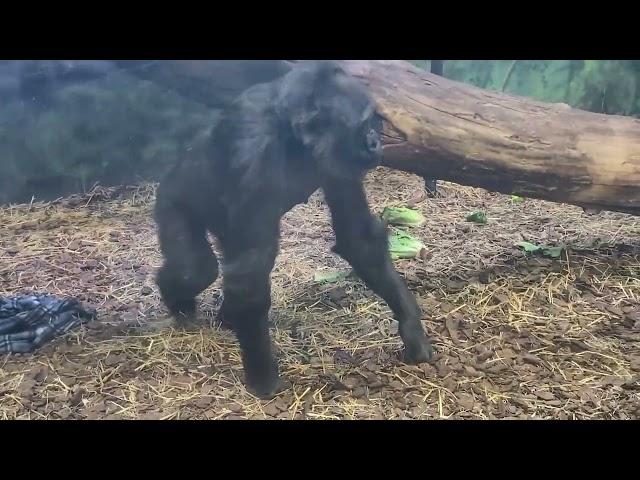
[119,60,640,216]
[341,60,640,216]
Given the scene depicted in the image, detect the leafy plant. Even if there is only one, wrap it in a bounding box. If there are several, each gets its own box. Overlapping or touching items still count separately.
[411,60,640,118]
[466,211,487,224]
[313,270,349,284]
[388,230,426,260]
[516,241,565,258]
[381,206,425,227]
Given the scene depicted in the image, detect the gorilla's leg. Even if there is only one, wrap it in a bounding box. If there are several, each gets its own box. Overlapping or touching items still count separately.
[323,177,434,364]
[155,205,219,326]
[219,205,282,399]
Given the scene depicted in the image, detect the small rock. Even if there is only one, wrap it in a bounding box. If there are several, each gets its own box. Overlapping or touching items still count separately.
[19,379,36,399]
[225,414,245,420]
[535,390,556,401]
[327,287,347,302]
[68,388,85,407]
[388,380,404,390]
[342,377,360,390]
[464,365,483,377]
[521,353,544,366]
[456,393,475,410]
[352,387,367,398]
[262,403,280,417]
[389,321,399,335]
[333,349,357,365]
[30,366,49,383]
[104,354,126,367]
[138,411,163,420]
[69,345,84,355]
[309,357,324,367]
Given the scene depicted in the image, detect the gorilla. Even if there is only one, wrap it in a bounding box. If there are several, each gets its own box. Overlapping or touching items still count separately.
[154,61,434,398]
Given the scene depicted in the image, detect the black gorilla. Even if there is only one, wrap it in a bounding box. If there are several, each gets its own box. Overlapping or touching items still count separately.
[154,61,434,398]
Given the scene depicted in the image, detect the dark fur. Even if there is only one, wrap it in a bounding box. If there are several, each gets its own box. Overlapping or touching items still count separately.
[154,61,433,398]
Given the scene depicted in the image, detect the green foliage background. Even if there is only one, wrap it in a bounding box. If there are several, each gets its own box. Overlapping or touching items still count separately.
[411,60,640,116]
[1,61,639,204]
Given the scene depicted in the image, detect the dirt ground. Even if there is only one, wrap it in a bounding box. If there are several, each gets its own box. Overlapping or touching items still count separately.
[1,168,639,420]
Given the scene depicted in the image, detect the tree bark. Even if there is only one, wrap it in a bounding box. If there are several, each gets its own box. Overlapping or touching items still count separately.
[119,60,640,215]
[339,60,640,215]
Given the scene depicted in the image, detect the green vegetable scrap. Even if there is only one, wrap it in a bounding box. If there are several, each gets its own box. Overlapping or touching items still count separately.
[313,270,349,284]
[517,241,542,253]
[466,211,487,224]
[542,246,564,258]
[511,195,524,203]
[381,206,425,227]
[388,230,426,260]
[516,241,565,258]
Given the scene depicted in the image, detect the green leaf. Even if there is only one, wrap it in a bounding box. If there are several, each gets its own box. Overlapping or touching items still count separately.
[511,195,524,203]
[516,241,543,253]
[517,242,565,258]
[542,246,564,258]
[381,206,425,227]
[314,270,348,284]
[466,211,487,224]
[388,230,425,260]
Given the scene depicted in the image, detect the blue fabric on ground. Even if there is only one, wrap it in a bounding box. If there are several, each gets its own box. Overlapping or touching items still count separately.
[0,294,96,354]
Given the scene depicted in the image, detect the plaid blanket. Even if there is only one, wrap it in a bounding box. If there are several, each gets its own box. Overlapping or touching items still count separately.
[0,294,96,354]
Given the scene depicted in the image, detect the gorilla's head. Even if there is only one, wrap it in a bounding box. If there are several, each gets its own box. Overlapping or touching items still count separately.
[276,61,383,178]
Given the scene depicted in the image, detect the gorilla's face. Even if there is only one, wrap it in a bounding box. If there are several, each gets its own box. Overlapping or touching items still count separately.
[302,66,384,177]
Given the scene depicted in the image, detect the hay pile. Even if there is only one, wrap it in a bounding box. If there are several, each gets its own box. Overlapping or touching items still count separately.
[1,169,638,419]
